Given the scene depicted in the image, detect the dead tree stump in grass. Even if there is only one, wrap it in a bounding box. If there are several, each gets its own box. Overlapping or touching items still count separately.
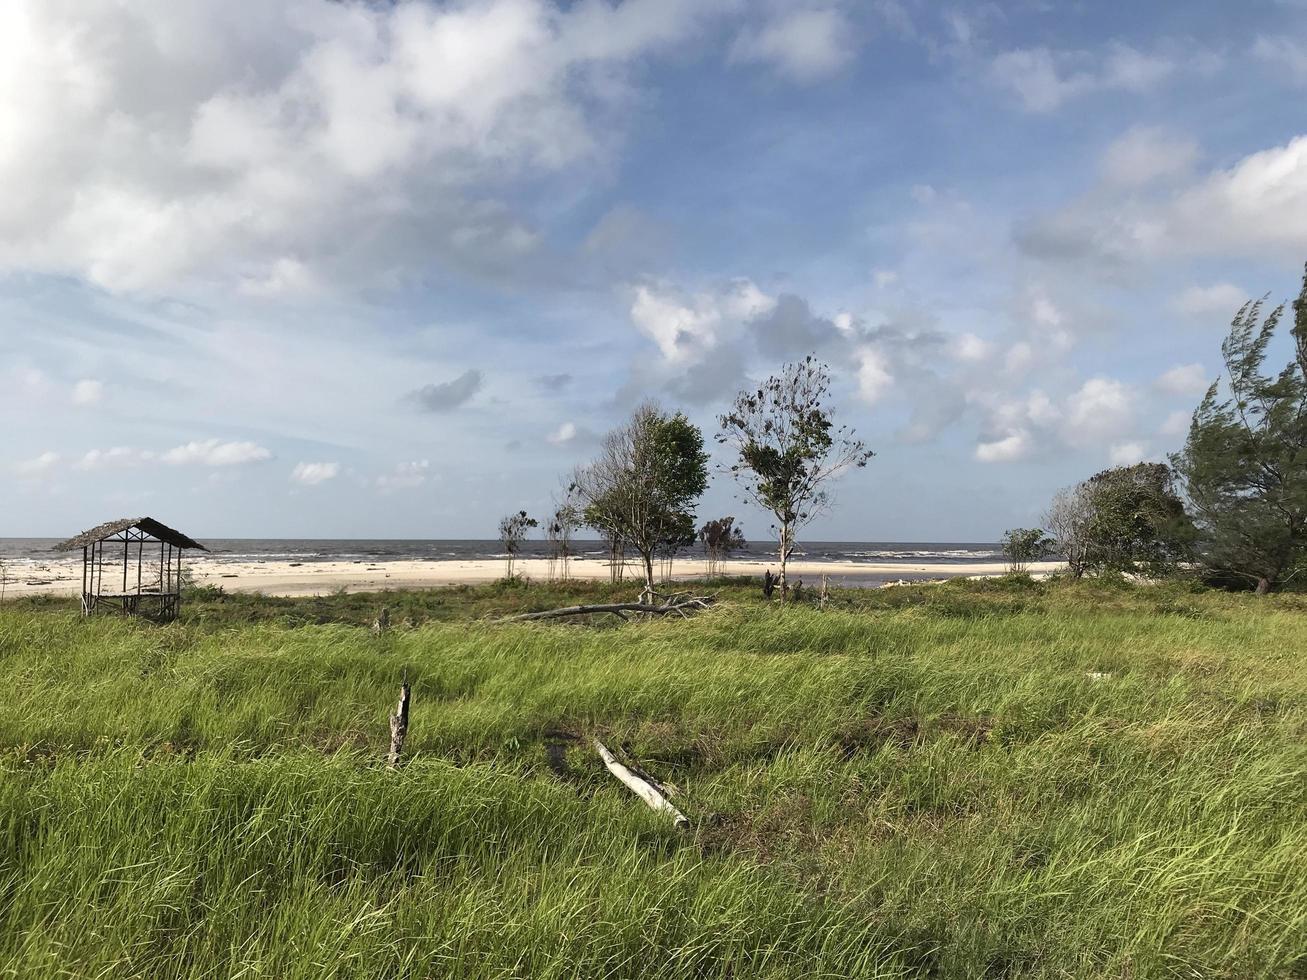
[387,675,410,769]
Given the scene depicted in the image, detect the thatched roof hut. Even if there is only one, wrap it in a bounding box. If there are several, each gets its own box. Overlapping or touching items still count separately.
[55,517,207,621]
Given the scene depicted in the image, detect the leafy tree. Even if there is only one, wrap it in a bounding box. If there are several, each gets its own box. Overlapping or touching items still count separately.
[1001,528,1051,575]
[573,403,709,598]
[699,516,746,577]
[1171,267,1307,593]
[718,357,873,600]
[497,511,537,579]
[1044,464,1193,578]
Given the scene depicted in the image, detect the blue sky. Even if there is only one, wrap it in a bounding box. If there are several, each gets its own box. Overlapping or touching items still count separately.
[5,0,1307,541]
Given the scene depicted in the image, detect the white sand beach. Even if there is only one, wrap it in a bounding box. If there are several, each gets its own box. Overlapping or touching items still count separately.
[2,555,1065,599]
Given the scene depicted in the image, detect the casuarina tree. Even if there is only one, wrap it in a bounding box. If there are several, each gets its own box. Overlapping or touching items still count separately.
[1171,265,1307,593]
[718,357,873,601]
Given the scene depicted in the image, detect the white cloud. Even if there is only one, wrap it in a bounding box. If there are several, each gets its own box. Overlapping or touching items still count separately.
[1159,410,1191,437]
[1062,377,1135,447]
[160,440,272,466]
[1021,135,1307,268]
[729,8,856,82]
[1171,282,1248,318]
[990,44,1175,113]
[952,332,993,362]
[1100,126,1198,186]
[547,421,578,445]
[1167,135,1307,256]
[630,279,775,363]
[71,379,104,406]
[291,461,340,485]
[854,346,894,404]
[1155,363,1210,396]
[1005,341,1035,375]
[15,451,60,477]
[1253,36,1307,82]
[78,447,154,470]
[376,460,431,494]
[0,0,739,293]
[976,430,1032,463]
[69,440,272,469]
[1108,441,1148,466]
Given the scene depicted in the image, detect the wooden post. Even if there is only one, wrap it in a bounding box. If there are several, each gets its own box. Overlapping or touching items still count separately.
[122,535,128,594]
[819,574,829,610]
[387,674,411,768]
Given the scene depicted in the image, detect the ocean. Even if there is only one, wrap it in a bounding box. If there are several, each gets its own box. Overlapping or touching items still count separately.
[0,538,1002,566]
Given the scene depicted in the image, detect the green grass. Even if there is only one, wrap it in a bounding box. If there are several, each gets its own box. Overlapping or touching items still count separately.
[0,579,1304,978]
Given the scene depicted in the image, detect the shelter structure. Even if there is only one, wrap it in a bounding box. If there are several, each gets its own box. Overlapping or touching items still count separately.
[53,518,207,621]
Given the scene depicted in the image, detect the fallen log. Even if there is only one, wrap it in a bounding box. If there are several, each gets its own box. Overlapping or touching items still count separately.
[501,596,713,622]
[593,738,689,829]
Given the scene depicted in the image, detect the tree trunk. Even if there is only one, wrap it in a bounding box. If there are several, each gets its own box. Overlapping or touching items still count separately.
[776,522,791,605]
[641,551,655,602]
[1256,576,1272,594]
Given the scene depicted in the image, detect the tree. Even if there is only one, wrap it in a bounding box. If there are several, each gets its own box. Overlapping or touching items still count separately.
[1171,267,1307,593]
[573,403,710,599]
[1043,486,1093,578]
[1043,464,1193,579]
[1001,528,1051,575]
[544,488,582,582]
[699,516,746,577]
[718,357,873,600]
[498,511,537,579]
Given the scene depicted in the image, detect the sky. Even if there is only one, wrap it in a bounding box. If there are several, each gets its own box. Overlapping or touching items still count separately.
[4,0,1307,542]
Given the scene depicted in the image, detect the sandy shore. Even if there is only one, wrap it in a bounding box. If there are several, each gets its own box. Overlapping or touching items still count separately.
[1,555,1065,599]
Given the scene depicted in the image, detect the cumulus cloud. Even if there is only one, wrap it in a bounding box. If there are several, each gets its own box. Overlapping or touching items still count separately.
[729,8,856,82]
[1100,126,1198,186]
[291,461,340,485]
[1171,282,1249,318]
[546,421,579,445]
[972,377,1139,464]
[630,279,775,363]
[990,43,1176,113]
[15,451,60,477]
[976,430,1033,464]
[72,440,271,469]
[1062,377,1135,447]
[1020,134,1307,268]
[1155,363,1210,396]
[0,0,740,293]
[405,369,484,412]
[161,440,272,466]
[71,379,104,406]
[376,460,431,493]
[1108,441,1149,466]
[1159,410,1191,437]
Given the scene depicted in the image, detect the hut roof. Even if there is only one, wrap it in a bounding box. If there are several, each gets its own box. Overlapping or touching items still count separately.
[53,518,208,552]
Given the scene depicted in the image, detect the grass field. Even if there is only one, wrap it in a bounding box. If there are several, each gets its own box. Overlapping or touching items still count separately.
[0,578,1303,978]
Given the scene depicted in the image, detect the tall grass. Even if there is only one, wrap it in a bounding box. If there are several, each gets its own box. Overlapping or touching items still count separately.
[0,581,1303,978]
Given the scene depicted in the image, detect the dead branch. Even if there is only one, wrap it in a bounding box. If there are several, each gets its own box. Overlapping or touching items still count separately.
[499,595,714,622]
[593,738,689,828]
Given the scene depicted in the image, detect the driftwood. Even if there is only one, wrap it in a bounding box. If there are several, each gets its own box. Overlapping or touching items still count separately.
[593,738,689,828]
[500,593,714,623]
[387,675,410,769]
